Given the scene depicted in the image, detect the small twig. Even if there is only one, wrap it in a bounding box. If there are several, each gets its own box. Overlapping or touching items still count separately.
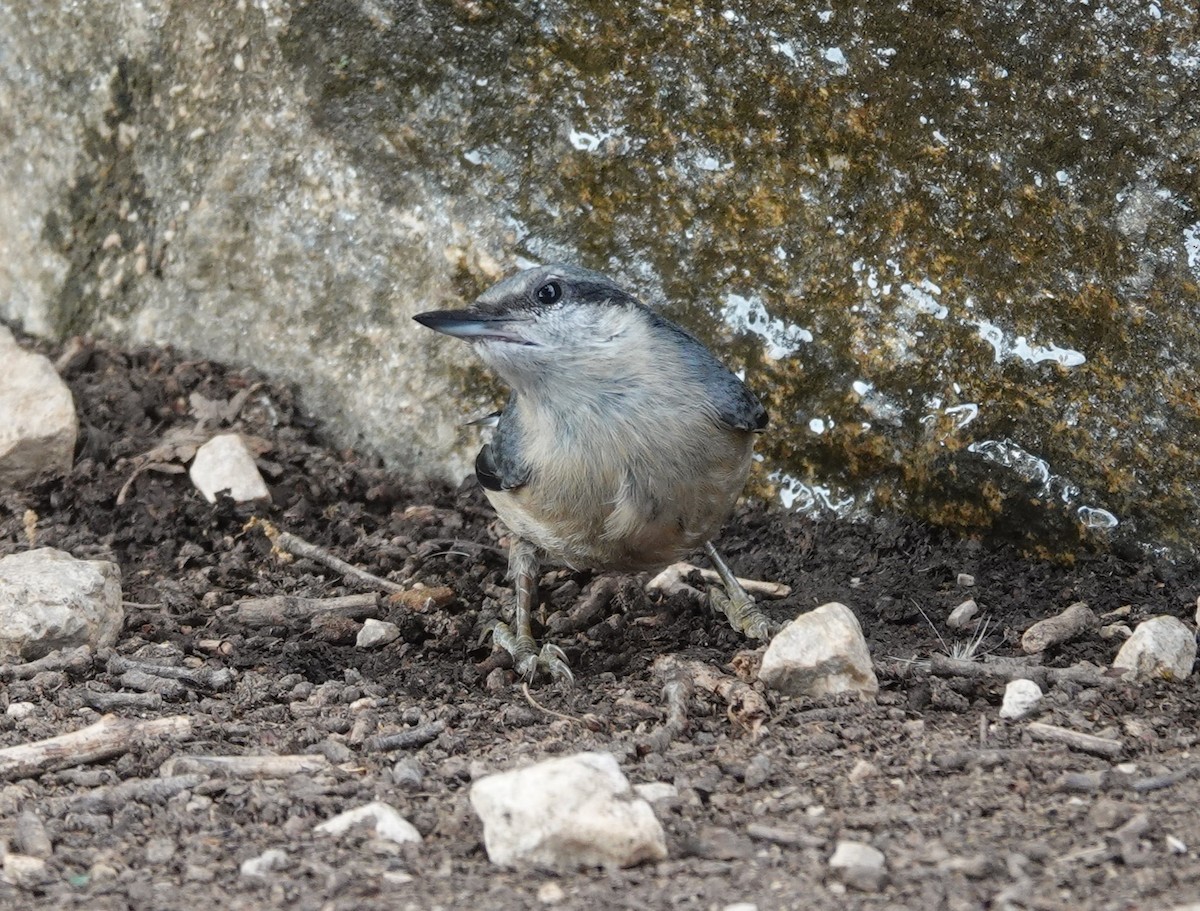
[1021,602,1098,654]
[115,670,188,700]
[229,592,380,628]
[521,683,584,725]
[82,690,164,713]
[0,646,95,681]
[69,775,205,812]
[1130,762,1200,793]
[547,577,619,635]
[646,562,791,599]
[0,714,193,782]
[639,658,694,754]
[1027,721,1124,758]
[246,518,408,594]
[106,654,234,692]
[929,654,1120,688]
[365,721,446,752]
[160,754,330,778]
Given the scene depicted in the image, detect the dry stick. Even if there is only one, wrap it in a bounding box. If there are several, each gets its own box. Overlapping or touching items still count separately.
[69,775,205,812]
[365,720,446,752]
[929,654,1120,688]
[160,754,330,778]
[0,714,193,782]
[546,577,619,636]
[247,518,407,595]
[0,646,94,681]
[1021,601,1099,654]
[521,683,585,725]
[231,593,380,628]
[640,658,695,754]
[678,657,770,734]
[82,690,164,713]
[106,654,234,692]
[646,563,791,599]
[1026,721,1124,758]
[1130,761,1200,793]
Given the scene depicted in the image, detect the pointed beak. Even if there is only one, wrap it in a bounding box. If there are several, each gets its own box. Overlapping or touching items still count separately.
[412,309,534,345]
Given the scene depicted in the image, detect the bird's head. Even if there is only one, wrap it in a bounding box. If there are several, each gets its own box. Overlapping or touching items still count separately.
[414,263,647,390]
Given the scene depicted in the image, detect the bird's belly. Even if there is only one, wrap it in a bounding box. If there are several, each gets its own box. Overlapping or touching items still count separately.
[484,434,752,572]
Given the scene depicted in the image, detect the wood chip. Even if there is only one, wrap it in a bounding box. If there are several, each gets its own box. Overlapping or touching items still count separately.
[1027,721,1124,757]
[0,715,193,782]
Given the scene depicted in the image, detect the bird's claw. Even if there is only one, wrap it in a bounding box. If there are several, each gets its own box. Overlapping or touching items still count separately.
[491,622,575,686]
[709,586,777,641]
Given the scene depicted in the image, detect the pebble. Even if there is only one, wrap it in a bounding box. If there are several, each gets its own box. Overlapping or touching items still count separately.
[828,839,887,891]
[239,848,291,878]
[188,432,271,503]
[470,751,667,871]
[5,702,36,721]
[0,548,123,661]
[998,679,1043,720]
[314,801,422,845]
[537,882,566,904]
[356,618,401,649]
[957,573,976,587]
[0,326,77,486]
[3,853,48,887]
[14,812,52,858]
[759,602,878,698]
[947,598,979,629]
[632,782,679,803]
[1112,615,1196,681]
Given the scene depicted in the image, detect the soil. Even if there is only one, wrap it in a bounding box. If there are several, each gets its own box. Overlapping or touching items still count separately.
[1,335,1199,911]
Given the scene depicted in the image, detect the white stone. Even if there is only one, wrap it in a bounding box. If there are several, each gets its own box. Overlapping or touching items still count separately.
[356,618,401,649]
[759,603,878,697]
[829,839,887,891]
[1112,616,1196,681]
[314,801,422,845]
[0,326,77,486]
[3,853,48,887]
[999,678,1043,720]
[947,598,979,629]
[239,848,290,878]
[470,752,667,871]
[188,433,270,503]
[5,702,36,721]
[957,573,976,587]
[632,782,679,803]
[0,548,123,661]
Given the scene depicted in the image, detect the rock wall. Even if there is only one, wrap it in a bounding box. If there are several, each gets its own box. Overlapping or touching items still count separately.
[3,0,1198,557]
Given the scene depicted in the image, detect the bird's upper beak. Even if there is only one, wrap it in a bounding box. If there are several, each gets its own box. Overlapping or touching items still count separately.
[412,309,535,345]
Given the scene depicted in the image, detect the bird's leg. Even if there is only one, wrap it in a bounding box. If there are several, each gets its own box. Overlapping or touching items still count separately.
[490,537,574,685]
[704,541,777,641]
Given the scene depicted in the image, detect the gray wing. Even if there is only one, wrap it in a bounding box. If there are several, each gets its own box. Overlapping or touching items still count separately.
[475,401,531,491]
[651,312,769,432]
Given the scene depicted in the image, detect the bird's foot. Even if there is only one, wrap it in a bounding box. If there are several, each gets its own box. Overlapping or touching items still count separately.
[491,621,575,685]
[709,585,777,641]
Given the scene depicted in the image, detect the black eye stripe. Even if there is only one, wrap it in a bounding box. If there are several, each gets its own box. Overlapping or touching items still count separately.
[535,281,562,305]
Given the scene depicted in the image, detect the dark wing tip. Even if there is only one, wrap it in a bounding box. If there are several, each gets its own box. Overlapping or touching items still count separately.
[475,445,503,491]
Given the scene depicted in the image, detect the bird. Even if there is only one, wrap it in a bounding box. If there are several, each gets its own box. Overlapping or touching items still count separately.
[414,262,773,684]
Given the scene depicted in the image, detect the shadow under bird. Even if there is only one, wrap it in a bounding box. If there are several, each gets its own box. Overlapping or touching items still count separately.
[414,263,774,683]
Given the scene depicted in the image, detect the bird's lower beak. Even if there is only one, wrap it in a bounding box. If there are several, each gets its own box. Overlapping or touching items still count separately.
[413,309,534,345]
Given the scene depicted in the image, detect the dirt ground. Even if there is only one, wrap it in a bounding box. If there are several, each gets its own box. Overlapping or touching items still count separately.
[1,336,1199,911]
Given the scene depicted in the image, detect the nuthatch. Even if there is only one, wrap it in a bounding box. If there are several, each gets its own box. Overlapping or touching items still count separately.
[415,263,773,683]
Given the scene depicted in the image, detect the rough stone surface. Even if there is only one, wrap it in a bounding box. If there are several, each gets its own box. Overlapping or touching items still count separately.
[2,2,1199,558]
[1112,616,1197,682]
[314,801,421,845]
[829,840,887,891]
[188,433,270,503]
[759,602,879,698]
[999,678,1044,720]
[470,752,667,871]
[0,548,123,661]
[0,327,77,486]
[355,618,401,649]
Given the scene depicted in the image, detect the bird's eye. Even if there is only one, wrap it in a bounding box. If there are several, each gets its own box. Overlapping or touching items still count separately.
[535,281,562,305]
